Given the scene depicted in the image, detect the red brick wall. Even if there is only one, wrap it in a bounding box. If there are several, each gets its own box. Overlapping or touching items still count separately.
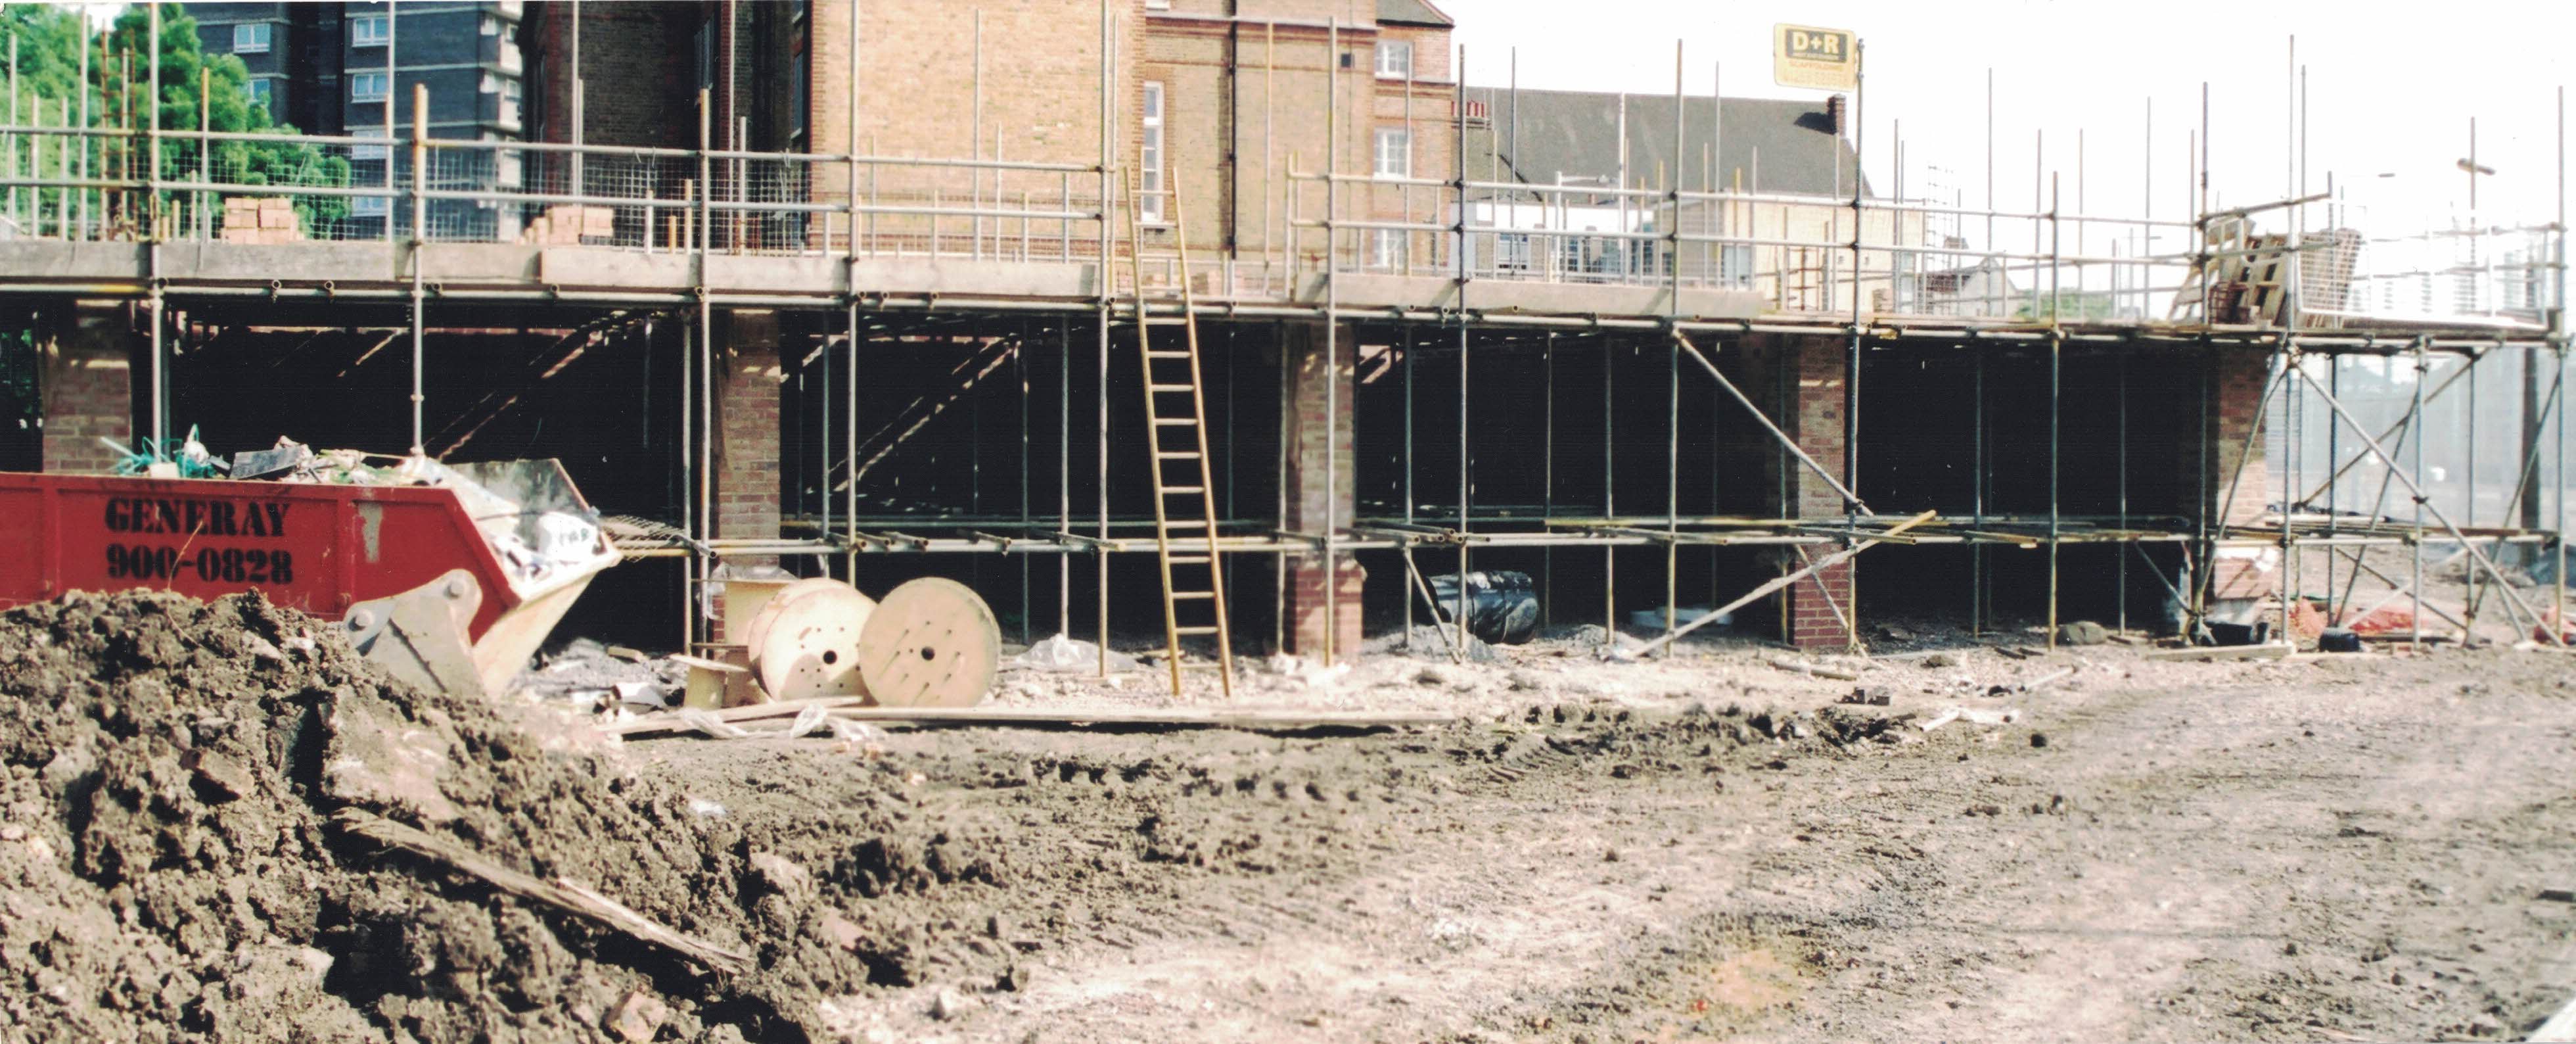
[526,1,695,151]
[1738,334,1858,649]
[1789,561,1856,650]
[1279,321,1360,660]
[1286,558,1365,664]
[712,309,783,641]
[715,309,783,544]
[2201,348,2274,604]
[2207,348,2271,527]
[42,306,133,475]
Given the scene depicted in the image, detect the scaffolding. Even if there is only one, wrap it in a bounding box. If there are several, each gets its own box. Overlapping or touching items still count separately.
[0,5,2565,669]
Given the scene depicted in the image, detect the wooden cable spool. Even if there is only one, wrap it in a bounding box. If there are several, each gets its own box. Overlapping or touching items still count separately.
[855,577,1001,707]
[742,578,876,703]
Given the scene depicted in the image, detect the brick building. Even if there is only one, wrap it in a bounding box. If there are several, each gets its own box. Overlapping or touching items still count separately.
[191,0,532,239]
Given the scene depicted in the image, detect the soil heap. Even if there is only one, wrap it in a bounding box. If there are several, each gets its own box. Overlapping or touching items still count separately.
[0,590,938,1043]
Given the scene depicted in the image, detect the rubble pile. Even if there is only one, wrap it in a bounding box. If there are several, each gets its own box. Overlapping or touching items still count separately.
[0,590,929,1042]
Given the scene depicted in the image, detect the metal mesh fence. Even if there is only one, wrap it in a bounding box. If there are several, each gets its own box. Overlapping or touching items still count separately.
[0,125,2558,331]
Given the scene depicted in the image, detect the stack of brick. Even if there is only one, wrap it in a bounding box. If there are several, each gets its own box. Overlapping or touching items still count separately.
[219,197,305,243]
[520,204,616,245]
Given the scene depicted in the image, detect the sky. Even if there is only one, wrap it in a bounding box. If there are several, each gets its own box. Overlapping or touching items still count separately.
[1448,1,2574,248]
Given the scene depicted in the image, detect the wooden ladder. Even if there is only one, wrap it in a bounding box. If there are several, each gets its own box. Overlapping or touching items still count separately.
[1120,166,1235,698]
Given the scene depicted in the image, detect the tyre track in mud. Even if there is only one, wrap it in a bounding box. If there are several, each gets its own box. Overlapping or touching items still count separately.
[647,657,2576,1041]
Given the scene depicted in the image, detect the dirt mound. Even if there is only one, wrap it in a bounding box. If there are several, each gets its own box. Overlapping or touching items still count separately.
[0,590,925,1042]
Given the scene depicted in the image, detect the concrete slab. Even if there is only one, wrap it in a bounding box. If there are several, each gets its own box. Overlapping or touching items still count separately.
[0,241,148,283]
[538,249,693,290]
[421,243,541,283]
[708,254,840,293]
[846,256,1099,299]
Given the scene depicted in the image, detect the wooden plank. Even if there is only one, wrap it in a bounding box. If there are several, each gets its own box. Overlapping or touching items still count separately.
[334,809,753,975]
[602,697,868,738]
[2140,642,2295,662]
[827,706,1458,731]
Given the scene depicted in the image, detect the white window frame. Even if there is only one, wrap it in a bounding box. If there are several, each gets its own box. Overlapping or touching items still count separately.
[1374,40,1412,80]
[246,78,273,105]
[352,126,388,161]
[1718,243,1754,288]
[1373,127,1410,179]
[352,194,390,217]
[1140,81,1165,224]
[499,77,522,130]
[1369,229,1406,272]
[233,22,272,54]
[350,15,390,47]
[484,131,524,189]
[480,14,499,36]
[352,71,389,102]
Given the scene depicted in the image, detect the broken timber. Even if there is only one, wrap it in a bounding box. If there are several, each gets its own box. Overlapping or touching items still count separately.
[333,809,754,975]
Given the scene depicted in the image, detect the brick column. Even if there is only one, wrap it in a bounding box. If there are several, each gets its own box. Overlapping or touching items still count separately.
[1279,323,1363,661]
[41,304,134,475]
[712,309,784,641]
[2202,348,2275,604]
[1743,334,1857,650]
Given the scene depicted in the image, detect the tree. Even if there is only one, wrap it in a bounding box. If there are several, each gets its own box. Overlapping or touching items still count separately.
[0,2,350,236]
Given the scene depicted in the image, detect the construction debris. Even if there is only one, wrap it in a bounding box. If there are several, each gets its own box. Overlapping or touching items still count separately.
[1770,656,1862,681]
[333,809,754,976]
[1428,571,1542,645]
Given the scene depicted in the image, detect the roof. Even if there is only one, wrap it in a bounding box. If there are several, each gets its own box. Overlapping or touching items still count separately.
[1377,0,1454,28]
[1459,88,1867,199]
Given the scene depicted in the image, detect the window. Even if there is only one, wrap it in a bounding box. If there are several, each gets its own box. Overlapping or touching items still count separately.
[480,14,499,36]
[246,78,273,108]
[499,78,522,129]
[484,131,523,189]
[353,195,390,217]
[481,72,500,94]
[1140,81,1164,224]
[693,20,715,90]
[1373,128,1410,179]
[789,52,809,141]
[352,126,388,161]
[1374,40,1412,79]
[1718,243,1754,288]
[351,15,389,47]
[233,22,271,53]
[1369,229,1406,271]
[352,71,388,102]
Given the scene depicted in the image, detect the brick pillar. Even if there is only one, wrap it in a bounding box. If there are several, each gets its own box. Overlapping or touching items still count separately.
[2203,348,2275,604]
[1744,334,1858,650]
[712,309,784,642]
[1279,323,1363,661]
[41,304,134,475]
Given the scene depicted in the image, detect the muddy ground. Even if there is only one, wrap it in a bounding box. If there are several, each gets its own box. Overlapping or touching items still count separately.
[4,591,2573,1042]
[641,629,2576,1043]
